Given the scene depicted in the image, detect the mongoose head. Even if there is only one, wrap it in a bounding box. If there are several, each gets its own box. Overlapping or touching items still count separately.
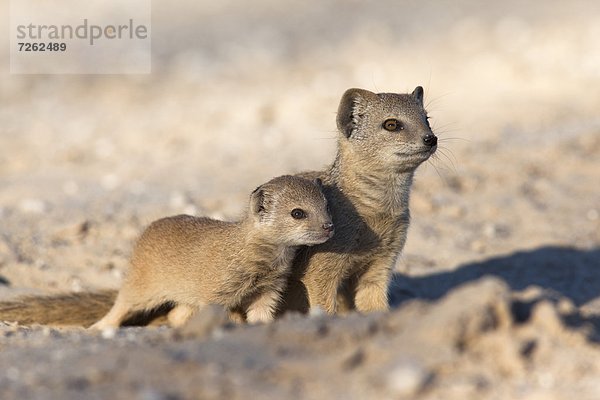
[249,175,334,246]
[336,87,437,172]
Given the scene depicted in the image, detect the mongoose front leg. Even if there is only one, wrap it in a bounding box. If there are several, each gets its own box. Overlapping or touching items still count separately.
[353,259,393,313]
[167,304,198,327]
[246,289,282,324]
[305,276,340,314]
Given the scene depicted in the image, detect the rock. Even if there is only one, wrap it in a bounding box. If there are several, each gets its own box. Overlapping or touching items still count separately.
[530,301,563,336]
[410,277,513,350]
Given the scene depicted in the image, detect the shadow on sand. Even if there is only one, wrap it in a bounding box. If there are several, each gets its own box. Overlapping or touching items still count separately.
[389,245,600,339]
[390,245,600,307]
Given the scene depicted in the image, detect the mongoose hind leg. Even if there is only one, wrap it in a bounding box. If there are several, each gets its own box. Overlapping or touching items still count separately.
[167,304,198,327]
[89,300,131,330]
[228,308,246,324]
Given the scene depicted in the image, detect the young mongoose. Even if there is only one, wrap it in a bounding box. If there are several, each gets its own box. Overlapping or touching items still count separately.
[0,176,332,328]
[90,175,333,329]
[281,87,437,315]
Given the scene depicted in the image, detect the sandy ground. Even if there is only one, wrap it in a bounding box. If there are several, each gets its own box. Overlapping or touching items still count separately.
[1,0,599,398]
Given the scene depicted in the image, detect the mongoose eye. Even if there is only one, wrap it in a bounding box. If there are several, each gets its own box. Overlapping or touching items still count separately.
[383,119,403,132]
[291,208,306,219]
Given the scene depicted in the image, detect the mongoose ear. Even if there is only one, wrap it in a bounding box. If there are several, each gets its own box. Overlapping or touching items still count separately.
[412,86,424,106]
[337,88,377,138]
[314,178,323,189]
[250,187,267,217]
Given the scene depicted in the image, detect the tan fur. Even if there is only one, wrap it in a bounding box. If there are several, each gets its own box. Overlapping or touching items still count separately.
[90,175,332,329]
[0,87,435,325]
[281,87,437,315]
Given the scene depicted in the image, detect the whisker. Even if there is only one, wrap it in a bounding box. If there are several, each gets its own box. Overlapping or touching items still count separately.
[425,92,454,109]
[432,122,460,133]
[432,153,455,173]
[438,137,470,143]
[434,148,458,172]
[427,156,450,185]
[312,129,338,140]
[437,144,459,162]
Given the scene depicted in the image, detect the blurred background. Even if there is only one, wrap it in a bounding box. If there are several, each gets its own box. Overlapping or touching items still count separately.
[0,0,598,294]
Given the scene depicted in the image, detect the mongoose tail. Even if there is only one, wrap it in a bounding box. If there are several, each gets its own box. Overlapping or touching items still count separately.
[0,291,117,327]
[0,290,173,327]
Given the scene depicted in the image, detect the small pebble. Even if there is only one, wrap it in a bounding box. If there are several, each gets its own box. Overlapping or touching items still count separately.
[101,174,120,190]
[100,327,117,339]
[19,198,46,214]
[309,306,325,317]
[385,358,430,397]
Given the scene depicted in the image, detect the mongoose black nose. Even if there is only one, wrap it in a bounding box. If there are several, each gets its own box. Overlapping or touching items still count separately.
[322,222,334,233]
[423,134,437,147]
